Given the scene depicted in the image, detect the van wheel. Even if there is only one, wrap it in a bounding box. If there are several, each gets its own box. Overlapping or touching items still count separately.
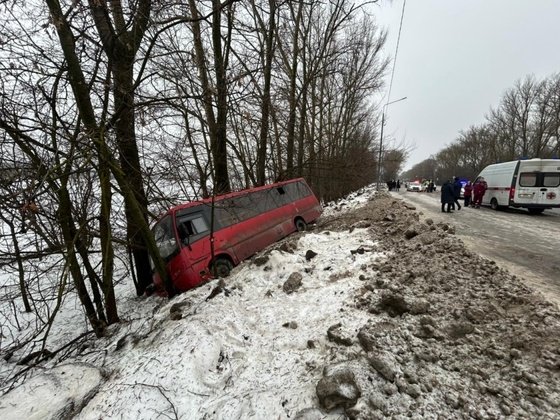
[490,198,499,210]
[295,218,307,232]
[212,258,233,277]
[528,208,545,215]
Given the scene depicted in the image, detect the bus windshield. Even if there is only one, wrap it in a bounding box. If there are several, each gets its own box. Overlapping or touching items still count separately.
[153,215,178,260]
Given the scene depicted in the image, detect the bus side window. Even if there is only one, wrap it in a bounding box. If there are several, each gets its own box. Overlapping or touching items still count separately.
[296,181,312,198]
[255,190,277,213]
[177,214,210,245]
[177,223,189,244]
[215,199,239,228]
[274,186,292,206]
[237,194,261,221]
[283,183,300,201]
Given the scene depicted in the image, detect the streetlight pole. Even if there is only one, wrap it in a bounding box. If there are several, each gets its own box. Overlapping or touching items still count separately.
[376,96,407,191]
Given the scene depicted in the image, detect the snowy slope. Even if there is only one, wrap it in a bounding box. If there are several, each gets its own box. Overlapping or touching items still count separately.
[1,185,559,419]
[1,186,386,419]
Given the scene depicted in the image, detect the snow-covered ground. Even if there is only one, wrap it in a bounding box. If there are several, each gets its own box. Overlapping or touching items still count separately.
[1,185,559,419]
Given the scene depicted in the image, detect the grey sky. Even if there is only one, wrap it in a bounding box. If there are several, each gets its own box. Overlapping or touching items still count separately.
[374,0,560,171]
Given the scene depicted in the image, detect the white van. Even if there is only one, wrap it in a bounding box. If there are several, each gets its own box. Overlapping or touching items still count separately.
[476,158,560,214]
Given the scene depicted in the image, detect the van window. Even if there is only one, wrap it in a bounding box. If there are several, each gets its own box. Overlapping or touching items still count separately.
[274,186,292,206]
[295,180,312,198]
[235,195,262,221]
[283,182,303,201]
[519,173,537,187]
[214,199,239,228]
[177,213,210,244]
[543,173,560,187]
[252,190,279,213]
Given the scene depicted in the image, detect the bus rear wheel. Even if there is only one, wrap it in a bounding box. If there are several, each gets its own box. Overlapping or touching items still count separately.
[212,258,233,277]
[528,208,545,215]
[295,218,307,232]
[490,198,499,210]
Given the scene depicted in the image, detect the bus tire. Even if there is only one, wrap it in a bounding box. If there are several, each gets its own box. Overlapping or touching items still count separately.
[490,198,499,211]
[528,208,545,215]
[212,258,233,277]
[295,218,307,232]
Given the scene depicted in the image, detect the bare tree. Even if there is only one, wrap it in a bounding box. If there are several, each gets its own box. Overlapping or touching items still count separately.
[188,0,232,194]
[415,73,560,183]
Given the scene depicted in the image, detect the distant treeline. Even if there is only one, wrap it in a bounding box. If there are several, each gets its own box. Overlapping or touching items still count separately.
[402,74,560,182]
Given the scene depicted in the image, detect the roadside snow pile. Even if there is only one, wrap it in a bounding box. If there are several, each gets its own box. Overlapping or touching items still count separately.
[315,192,560,419]
[321,184,378,218]
[1,190,559,419]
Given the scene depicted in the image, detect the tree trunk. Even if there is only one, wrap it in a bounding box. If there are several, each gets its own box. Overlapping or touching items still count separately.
[212,0,231,194]
[6,219,32,313]
[285,0,304,178]
[57,187,106,337]
[256,0,276,186]
[189,0,231,194]
[112,58,154,295]
[88,0,159,295]
[46,0,171,298]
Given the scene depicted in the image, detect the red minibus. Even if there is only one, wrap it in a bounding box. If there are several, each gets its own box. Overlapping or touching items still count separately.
[150,178,322,294]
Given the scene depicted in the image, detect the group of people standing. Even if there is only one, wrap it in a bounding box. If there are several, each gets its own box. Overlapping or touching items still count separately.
[441,177,487,213]
[387,180,401,191]
[424,180,436,192]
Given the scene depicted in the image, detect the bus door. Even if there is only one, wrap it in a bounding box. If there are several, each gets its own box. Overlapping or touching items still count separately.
[176,211,213,288]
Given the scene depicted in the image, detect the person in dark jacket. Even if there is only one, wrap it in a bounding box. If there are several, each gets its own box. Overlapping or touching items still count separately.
[452,177,462,210]
[441,179,455,213]
[463,181,473,207]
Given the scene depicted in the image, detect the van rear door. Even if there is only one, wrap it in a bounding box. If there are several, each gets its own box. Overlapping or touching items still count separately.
[541,172,560,206]
[515,164,560,207]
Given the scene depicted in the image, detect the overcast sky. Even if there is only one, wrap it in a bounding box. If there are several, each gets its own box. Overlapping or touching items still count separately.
[373,0,560,171]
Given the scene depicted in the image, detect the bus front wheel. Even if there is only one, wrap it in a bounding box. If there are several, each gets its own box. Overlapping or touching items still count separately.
[490,198,499,210]
[295,218,307,232]
[212,258,233,277]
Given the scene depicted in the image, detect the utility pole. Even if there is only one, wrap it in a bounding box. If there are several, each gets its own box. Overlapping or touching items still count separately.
[376,96,407,191]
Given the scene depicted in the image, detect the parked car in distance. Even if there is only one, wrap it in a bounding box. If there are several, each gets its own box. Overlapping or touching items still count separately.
[407,182,423,192]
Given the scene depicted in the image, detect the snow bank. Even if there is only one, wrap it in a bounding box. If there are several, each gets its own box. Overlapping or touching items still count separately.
[0,363,102,419]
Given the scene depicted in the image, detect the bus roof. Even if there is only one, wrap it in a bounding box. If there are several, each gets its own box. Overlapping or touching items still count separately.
[161,177,308,217]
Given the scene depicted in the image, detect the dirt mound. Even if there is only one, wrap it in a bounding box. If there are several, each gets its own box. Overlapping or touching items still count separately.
[315,193,560,419]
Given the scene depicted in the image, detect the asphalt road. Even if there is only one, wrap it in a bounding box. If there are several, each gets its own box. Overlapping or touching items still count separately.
[392,189,560,308]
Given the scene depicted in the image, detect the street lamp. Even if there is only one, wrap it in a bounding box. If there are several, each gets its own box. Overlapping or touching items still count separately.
[376,96,407,191]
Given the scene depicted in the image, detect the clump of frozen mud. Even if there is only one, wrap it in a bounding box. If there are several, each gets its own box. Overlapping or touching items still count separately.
[313,192,560,419]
